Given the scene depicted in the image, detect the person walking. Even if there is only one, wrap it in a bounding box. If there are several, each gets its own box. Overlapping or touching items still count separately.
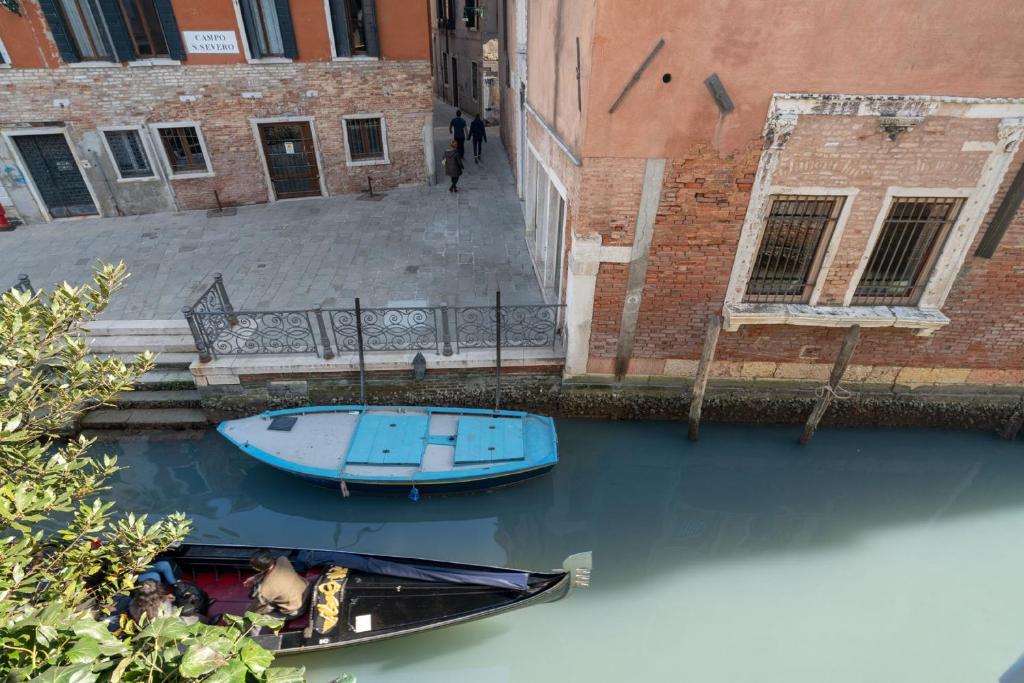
[443,139,464,192]
[449,109,468,159]
[469,114,487,163]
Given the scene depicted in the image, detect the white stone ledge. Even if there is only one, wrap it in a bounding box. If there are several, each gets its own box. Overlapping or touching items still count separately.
[723,303,950,336]
[191,347,566,385]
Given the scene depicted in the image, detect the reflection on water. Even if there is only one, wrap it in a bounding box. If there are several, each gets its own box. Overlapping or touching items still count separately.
[102,421,1024,682]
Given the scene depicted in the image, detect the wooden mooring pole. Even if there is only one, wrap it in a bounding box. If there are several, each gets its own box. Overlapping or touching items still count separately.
[799,324,861,445]
[688,314,722,441]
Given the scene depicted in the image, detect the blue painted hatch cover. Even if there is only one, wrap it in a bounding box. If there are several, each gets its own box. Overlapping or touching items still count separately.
[454,415,526,464]
[346,414,429,466]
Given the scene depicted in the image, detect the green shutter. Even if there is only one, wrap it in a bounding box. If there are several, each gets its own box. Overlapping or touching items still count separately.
[273,0,297,58]
[328,0,350,57]
[96,0,135,61]
[37,0,81,63]
[153,0,186,60]
[362,0,378,57]
[237,0,261,58]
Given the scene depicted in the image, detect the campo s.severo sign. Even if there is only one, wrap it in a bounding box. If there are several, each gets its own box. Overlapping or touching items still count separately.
[183,31,240,54]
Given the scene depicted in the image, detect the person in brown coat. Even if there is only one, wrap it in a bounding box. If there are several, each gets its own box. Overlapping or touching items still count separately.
[245,550,309,619]
[443,139,464,193]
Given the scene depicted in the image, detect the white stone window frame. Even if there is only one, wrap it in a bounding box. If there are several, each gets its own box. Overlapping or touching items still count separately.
[0,33,12,67]
[150,121,215,179]
[341,113,390,167]
[844,187,974,307]
[322,0,379,62]
[524,139,570,305]
[745,187,859,307]
[723,93,1024,335]
[98,125,160,183]
[231,0,293,64]
[249,115,328,201]
[0,126,103,223]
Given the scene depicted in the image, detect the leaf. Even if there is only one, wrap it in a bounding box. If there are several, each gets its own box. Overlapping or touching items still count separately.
[202,659,249,683]
[65,636,101,664]
[28,664,99,683]
[137,616,191,642]
[240,638,273,676]
[178,644,227,679]
[264,667,307,683]
[244,612,285,630]
[36,624,58,646]
[108,656,132,683]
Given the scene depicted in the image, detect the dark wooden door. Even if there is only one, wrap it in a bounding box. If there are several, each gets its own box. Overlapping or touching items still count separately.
[13,134,97,218]
[258,122,322,199]
[451,56,459,107]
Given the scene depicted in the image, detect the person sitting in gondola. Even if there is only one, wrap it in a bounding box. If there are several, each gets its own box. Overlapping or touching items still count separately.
[245,550,309,620]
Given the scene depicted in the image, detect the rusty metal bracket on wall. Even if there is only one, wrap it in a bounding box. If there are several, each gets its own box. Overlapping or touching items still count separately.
[608,38,665,115]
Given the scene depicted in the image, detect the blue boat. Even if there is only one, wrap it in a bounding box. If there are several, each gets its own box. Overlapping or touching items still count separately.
[218,405,559,494]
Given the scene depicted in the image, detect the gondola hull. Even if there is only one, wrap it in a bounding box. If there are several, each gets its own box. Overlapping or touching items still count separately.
[162,543,589,655]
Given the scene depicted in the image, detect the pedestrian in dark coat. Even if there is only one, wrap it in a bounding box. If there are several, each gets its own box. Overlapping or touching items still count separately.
[443,139,464,192]
[449,109,468,159]
[469,114,487,163]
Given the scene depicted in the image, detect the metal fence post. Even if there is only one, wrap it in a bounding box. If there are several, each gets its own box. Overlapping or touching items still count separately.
[183,306,212,362]
[313,306,334,360]
[355,298,366,405]
[213,273,238,325]
[494,291,501,411]
[440,302,453,356]
[16,274,34,295]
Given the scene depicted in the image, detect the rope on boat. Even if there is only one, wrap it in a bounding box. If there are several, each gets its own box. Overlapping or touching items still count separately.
[815,383,856,401]
[339,477,350,497]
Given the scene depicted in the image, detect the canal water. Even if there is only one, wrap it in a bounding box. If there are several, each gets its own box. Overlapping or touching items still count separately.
[100,420,1024,682]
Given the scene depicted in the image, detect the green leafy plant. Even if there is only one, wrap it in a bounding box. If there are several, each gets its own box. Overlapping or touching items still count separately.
[0,264,308,681]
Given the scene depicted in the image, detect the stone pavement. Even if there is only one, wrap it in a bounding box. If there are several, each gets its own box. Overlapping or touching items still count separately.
[0,101,539,320]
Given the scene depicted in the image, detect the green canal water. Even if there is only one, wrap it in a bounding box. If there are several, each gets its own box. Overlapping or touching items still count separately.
[101,420,1024,682]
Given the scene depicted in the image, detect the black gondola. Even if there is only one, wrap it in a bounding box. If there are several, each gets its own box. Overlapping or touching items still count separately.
[160,543,591,655]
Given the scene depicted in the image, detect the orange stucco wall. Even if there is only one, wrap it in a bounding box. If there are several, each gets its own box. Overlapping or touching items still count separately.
[584,0,1024,157]
[0,0,428,67]
[526,0,595,153]
[377,0,429,60]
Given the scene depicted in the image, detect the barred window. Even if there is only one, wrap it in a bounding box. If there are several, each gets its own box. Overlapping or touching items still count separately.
[157,126,208,174]
[852,197,963,305]
[744,195,844,303]
[104,130,153,179]
[344,117,385,162]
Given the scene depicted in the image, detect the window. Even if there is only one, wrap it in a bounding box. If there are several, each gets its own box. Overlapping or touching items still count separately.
[239,0,297,59]
[442,51,448,84]
[327,0,378,58]
[0,34,10,65]
[116,0,167,58]
[744,195,844,303]
[156,126,209,174]
[464,0,478,29]
[343,116,387,164]
[852,197,963,305]
[103,129,154,179]
[471,61,480,101]
[56,0,113,60]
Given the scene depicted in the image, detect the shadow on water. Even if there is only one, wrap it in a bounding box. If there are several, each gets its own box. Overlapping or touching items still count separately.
[101,419,1024,594]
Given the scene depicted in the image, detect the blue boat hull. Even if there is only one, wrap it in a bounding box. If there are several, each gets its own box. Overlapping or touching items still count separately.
[286,463,556,494]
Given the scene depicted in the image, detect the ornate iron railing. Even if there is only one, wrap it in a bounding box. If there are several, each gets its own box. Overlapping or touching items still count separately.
[184,276,564,361]
[329,307,442,354]
[454,304,563,352]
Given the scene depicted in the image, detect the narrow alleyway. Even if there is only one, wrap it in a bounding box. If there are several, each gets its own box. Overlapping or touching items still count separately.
[0,100,539,319]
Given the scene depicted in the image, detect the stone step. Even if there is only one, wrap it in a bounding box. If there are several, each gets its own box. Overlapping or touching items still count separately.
[116,389,201,409]
[88,334,198,354]
[93,352,197,368]
[80,408,209,429]
[135,368,196,389]
[86,319,190,337]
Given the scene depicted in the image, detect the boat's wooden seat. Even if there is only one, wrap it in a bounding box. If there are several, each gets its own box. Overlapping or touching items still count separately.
[454,416,526,464]
[345,414,429,466]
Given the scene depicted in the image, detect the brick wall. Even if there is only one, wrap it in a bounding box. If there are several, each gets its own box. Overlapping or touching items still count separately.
[576,120,1024,377]
[0,61,432,215]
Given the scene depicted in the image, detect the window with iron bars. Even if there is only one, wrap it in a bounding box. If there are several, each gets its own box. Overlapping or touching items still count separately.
[744,195,844,303]
[157,126,208,174]
[104,130,153,179]
[852,197,963,306]
[345,117,385,161]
